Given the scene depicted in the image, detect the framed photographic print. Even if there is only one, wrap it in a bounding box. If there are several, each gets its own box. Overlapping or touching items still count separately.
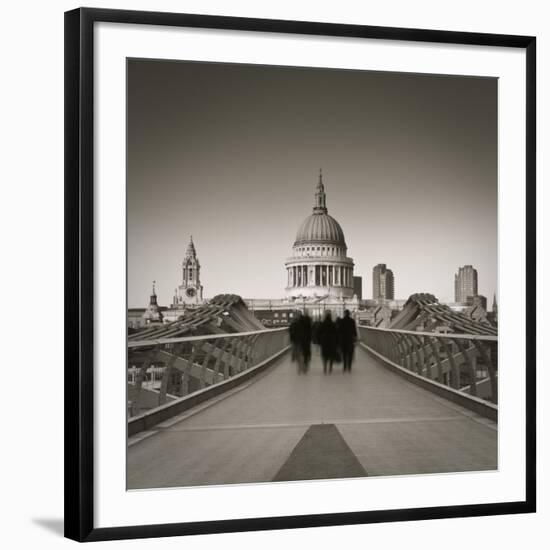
[65,7,536,542]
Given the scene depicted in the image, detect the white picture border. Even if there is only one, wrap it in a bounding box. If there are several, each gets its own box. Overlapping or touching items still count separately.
[94,22,526,529]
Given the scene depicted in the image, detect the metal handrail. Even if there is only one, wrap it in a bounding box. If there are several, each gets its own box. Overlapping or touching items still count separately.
[358,324,498,342]
[128,327,288,349]
[358,324,498,404]
[127,326,291,419]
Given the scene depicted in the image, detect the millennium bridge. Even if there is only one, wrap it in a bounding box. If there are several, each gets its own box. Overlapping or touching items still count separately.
[127,294,497,489]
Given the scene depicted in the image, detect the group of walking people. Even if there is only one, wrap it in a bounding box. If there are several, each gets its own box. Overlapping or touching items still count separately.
[289,309,358,375]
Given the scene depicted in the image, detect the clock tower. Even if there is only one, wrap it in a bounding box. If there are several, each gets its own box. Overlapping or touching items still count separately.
[173,236,204,306]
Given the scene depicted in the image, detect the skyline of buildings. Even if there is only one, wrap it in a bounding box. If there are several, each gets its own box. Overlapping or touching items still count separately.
[130,233,497,329]
[455,265,479,303]
[353,276,363,301]
[129,177,495,314]
[128,61,497,309]
[372,263,395,301]
[130,179,495,321]
[135,260,495,310]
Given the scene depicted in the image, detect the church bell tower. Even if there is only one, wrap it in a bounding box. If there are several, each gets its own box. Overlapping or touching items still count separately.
[173,236,204,306]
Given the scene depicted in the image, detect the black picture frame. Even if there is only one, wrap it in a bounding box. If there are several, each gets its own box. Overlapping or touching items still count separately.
[65,7,537,543]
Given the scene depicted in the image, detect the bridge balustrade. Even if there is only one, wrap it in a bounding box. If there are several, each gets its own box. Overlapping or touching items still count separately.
[358,326,498,404]
[127,327,290,420]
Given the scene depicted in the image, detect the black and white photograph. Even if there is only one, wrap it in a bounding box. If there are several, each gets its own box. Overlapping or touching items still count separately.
[126,59,499,490]
[1,0,543,547]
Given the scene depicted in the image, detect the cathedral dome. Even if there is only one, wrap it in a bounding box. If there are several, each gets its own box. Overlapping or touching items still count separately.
[285,171,355,301]
[294,212,346,247]
[293,170,347,248]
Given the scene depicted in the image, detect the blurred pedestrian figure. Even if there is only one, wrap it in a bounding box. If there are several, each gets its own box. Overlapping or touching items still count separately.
[290,311,312,374]
[318,310,338,374]
[338,309,357,372]
[300,313,312,373]
[290,311,303,371]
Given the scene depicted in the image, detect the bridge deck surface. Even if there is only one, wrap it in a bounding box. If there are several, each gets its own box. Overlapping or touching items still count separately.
[127,345,497,489]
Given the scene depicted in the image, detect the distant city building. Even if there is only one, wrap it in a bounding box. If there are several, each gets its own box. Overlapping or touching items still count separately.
[246,297,358,325]
[128,308,147,330]
[245,301,298,327]
[128,236,206,330]
[360,299,406,311]
[464,294,488,324]
[454,265,478,303]
[142,281,163,325]
[372,264,394,300]
[445,302,471,313]
[128,172,378,330]
[357,303,393,328]
[487,294,498,326]
[173,236,204,306]
[467,294,487,310]
[128,282,168,330]
[285,170,355,301]
[237,173,365,323]
[353,276,363,300]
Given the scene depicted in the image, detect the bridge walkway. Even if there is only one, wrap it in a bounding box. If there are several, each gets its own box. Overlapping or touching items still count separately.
[127,345,497,489]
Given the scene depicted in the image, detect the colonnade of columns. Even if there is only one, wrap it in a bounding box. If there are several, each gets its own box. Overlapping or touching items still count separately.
[287,264,353,288]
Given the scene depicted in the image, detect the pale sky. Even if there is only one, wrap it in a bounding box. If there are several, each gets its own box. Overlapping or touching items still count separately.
[127,59,497,308]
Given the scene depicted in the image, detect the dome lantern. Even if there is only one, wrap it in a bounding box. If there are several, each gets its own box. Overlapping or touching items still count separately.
[313,168,327,213]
